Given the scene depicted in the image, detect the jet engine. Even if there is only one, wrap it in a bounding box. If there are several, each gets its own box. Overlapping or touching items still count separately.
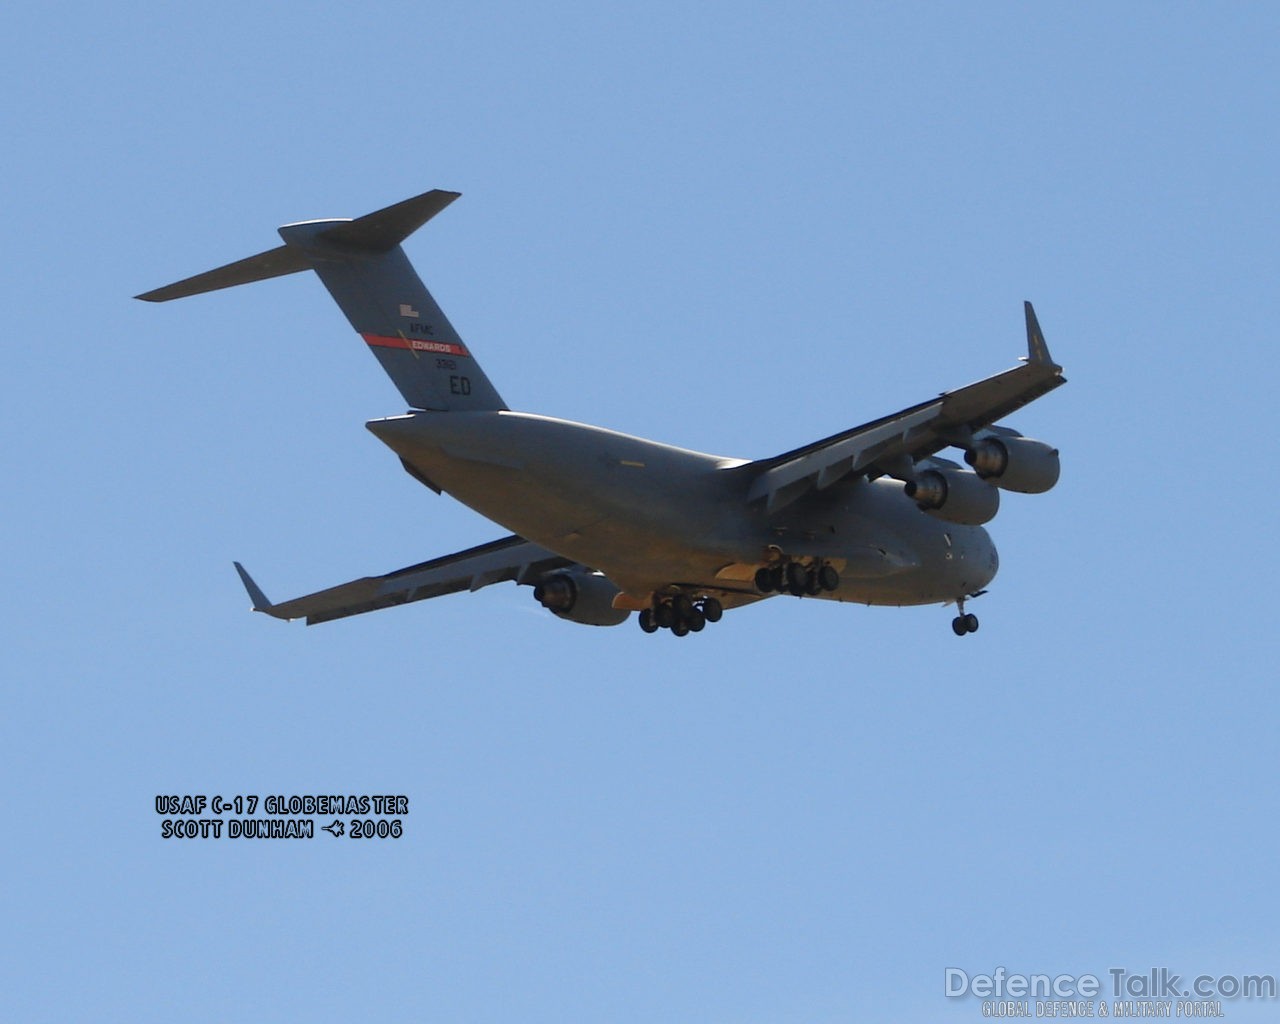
[904,467,1000,525]
[533,569,630,626]
[964,432,1060,494]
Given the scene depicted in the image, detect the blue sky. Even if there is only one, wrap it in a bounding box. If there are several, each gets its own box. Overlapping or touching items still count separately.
[4,2,1279,1021]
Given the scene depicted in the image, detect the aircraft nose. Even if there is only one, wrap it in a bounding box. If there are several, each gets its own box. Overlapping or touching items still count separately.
[955,530,998,591]
[980,541,999,586]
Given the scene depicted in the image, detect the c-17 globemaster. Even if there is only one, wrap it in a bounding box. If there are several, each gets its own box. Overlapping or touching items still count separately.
[138,188,1065,638]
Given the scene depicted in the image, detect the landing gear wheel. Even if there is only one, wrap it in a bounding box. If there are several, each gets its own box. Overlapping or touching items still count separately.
[963,613,979,633]
[804,568,822,596]
[818,564,839,592]
[786,562,808,591]
[686,608,706,632]
[638,608,658,633]
[672,594,695,619]
[700,597,723,622]
[654,603,675,629]
[671,620,690,637]
[768,566,785,591]
[754,567,775,593]
[952,616,969,636]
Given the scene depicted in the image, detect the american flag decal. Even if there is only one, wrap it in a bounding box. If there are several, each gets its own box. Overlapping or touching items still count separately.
[399,303,419,317]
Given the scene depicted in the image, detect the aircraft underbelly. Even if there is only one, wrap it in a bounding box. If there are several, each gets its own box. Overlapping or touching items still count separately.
[368,411,739,580]
[368,413,999,603]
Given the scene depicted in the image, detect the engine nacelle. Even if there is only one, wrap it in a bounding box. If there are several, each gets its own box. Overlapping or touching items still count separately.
[904,467,1000,525]
[964,434,1060,494]
[532,570,630,627]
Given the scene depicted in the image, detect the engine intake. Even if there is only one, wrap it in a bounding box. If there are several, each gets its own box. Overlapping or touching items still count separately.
[904,467,999,525]
[533,570,630,627]
[964,435,1060,494]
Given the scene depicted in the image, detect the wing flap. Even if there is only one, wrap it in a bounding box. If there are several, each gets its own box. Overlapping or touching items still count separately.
[235,535,571,626]
[746,401,943,509]
[744,303,1065,511]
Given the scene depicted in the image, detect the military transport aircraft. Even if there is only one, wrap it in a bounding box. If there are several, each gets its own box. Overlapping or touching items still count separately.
[138,189,1065,638]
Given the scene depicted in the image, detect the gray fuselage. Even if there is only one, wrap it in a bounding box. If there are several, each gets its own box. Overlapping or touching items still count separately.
[367,410,998,606]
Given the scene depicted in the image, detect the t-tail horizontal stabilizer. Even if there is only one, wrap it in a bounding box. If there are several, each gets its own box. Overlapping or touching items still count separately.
[134,190,461,302]
[136,188,506,414]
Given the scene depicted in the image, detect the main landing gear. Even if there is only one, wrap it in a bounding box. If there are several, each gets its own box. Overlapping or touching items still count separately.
[951,595,980,636]
[753,560,839,597]
[638,593,724,637]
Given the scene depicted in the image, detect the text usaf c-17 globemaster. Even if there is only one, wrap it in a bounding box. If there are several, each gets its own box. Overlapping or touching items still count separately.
[138,189,1065,638]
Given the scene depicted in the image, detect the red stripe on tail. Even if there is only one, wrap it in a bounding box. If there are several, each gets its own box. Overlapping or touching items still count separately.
[362,333,471,358]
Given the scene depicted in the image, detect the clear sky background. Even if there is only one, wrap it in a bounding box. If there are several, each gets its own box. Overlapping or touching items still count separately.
[4,3,1279,1021]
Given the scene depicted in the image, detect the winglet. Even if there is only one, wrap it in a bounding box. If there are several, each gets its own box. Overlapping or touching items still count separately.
[233,561,280,616]
[1023,301,1060,370]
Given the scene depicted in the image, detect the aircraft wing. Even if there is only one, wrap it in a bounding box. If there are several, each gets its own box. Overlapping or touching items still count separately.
[744,302,1066,511]
[234,535,572,625]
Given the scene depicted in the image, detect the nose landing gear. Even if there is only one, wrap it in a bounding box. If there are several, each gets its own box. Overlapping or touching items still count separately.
[950,594,981,636]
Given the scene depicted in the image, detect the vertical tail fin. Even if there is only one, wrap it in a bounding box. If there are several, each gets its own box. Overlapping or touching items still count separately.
[136,189,506,412]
